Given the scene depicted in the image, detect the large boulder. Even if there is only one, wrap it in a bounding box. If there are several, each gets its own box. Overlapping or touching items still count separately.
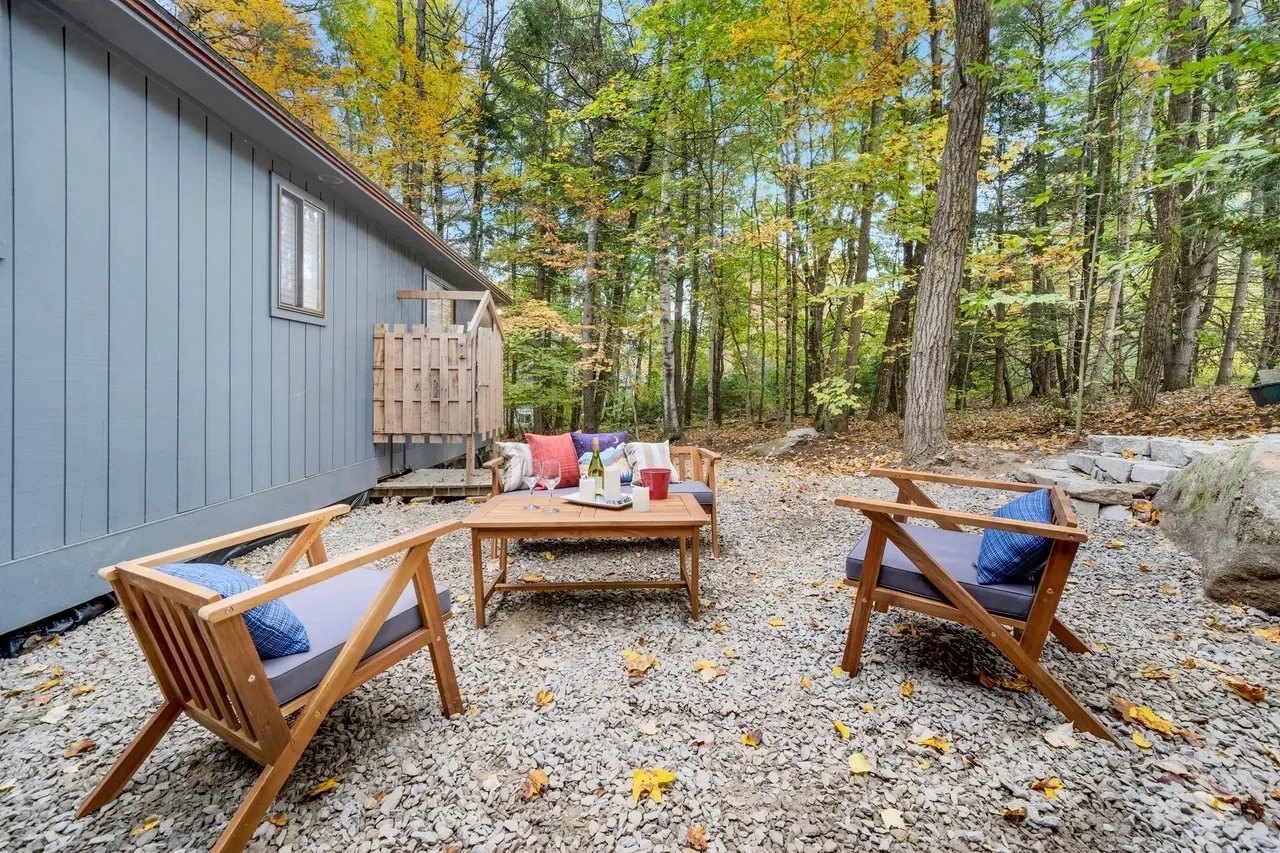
[748,427,817,458]
[1156,440,1280,614]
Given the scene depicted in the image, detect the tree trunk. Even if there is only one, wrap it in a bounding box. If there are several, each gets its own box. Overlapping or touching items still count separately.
[902,0,990,464]
[682,207,702,421]
[581,212,600,431]
[782,169,799,426]
[1217,245,1252,384]
[1131,0,1194,411]
[657,49,680,434]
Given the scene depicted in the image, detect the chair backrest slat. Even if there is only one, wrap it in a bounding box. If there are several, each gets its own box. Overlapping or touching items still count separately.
[108,564,290,761]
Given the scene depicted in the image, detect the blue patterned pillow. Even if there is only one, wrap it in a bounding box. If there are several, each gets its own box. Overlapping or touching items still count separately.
[156,563,310,659]
[975,489,1054,584]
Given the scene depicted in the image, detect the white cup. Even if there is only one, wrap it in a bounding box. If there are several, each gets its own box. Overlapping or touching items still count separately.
[632,485,650,512]
[578,477,597,501]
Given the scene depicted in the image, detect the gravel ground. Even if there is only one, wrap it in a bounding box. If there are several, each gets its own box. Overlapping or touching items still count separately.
[1,460,1278,853]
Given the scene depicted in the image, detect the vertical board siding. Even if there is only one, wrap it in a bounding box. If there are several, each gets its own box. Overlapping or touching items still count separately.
[228,135,254,498]
[106,56,148,533]
[204,118,232,505]
[63,26,110,544]
[1,3,482,633]
[176,101,207,512]
[0,0,14,562]
[144,78,179,522]
[10,2,66,558]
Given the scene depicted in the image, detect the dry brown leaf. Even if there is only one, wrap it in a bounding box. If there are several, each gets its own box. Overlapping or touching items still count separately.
[1140,662,1176,681]
[522,768,549,800]
[521,574,547,583]
[63,738,96,759]
[268,813,289,827]
[1138,563,1153,573]
[899,681,915,698]
[1223,676,1266,703]
[70,684,95,696]
[712,621,726,634]
[1031,777,1063,800]
[622,648,657,680]
[889,622,916,637]
[686,825,709,851]
[1001,807,1027,824]
[1043,722,1079,749]
[799,674,813,690]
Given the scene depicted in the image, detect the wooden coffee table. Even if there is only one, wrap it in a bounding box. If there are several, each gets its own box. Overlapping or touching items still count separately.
[463,492,710,627]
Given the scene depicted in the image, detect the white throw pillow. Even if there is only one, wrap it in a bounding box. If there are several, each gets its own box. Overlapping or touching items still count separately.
[495,441,533,492]
[624,441,682,484]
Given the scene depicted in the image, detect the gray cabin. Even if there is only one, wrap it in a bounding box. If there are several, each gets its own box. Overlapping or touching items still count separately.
[0,0,509,635]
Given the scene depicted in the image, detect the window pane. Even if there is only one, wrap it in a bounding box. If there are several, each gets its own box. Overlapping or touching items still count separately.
[279,192,298,307]
[301,202,323,312]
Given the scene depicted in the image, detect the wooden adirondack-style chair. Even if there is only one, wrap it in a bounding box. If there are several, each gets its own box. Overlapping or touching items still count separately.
[78,505,464,852]
[837,468,1118,744]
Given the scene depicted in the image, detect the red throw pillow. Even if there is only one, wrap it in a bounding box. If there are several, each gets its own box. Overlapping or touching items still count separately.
[525,433,580,489]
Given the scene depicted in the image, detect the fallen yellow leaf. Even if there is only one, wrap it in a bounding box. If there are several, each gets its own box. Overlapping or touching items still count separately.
[722,648,737,658]
[536,689,554,707]
[848,753,871,775]
[799,674,813,689]
[622,648,657,679]
[831,666,847,680]
[521,574,547,583]
[1139,662,1175,681]
[916,736,950,754]
[70,684,96,696]
[1251,626,1280,644]
[1031,777,1063,800]
[712,621,726,634]
[540,551,555,561]
[522,768,549,800]
[686,825,709,851]
[741,728,762,748]
[306,778,340,798]
[1104,539,1126,550]
[131,816,161,836]
[880,808,905,830]
[0,780,14,793]
[889,622,916,637]
[693,659,718,671]
[899,681,915,698]
[767,617,785,628]
[1264,746,1280,766]
[833,720,851,741]
[1132,731,1153,749]
[861,702,875,714]
[631,767,676,804]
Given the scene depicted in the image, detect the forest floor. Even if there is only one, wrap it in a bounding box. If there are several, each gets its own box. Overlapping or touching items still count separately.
[689,385,1280,480]
[3,452,1278,851]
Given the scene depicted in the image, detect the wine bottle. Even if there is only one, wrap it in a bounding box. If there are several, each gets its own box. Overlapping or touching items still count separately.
[587,437,605,496]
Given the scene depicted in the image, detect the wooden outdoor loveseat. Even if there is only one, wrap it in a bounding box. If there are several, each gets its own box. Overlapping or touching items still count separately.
[485,444,723,556]
[78,505,463,852]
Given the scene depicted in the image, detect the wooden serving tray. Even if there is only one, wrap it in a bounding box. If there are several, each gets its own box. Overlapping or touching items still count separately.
[561,493,634,511]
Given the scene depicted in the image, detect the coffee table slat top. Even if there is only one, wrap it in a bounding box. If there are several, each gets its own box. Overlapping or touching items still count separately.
[464,492,708,529]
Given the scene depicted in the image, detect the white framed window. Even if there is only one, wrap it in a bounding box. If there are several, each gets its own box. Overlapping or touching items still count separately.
[271,175,328,324]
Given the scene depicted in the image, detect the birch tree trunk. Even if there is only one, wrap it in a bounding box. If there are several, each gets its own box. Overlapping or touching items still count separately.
[1217,245,1252,384]
[656,49,680,434]
[902,0,990,464]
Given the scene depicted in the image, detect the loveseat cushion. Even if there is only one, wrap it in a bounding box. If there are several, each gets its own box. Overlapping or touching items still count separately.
[845,525,1038,620]
[262,567,451,704]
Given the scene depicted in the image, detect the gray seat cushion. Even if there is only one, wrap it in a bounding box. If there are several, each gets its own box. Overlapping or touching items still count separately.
[261,567,451,704]
[845,524,1038,620]
[547,482,713,506]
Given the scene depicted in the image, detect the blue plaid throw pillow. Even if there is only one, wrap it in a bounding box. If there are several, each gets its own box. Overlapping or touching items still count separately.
[975,489,1054,584]
[156,563,309,659]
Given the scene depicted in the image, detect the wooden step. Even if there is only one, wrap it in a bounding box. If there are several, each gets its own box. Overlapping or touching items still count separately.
[371,468,491,499]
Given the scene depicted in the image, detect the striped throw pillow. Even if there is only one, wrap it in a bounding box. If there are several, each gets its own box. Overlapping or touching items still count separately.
[495,441,533,492]
[625,441,682,484]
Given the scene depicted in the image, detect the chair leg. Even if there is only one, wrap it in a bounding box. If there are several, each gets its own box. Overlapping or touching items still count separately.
[210,750,305,853]
[78,700,182,818]
[710,505,719,558]
[428,633,464,717]
[1050,618,1091,654]
[841,586,877,676]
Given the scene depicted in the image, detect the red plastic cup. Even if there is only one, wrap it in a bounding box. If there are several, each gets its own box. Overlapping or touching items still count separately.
[640,468,671,500]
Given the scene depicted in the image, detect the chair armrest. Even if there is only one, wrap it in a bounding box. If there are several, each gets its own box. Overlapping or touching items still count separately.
[835,496,1087,542]
[484,456,504,496]
[870,467,1042,493]
[101,504,352,582]
[483,457,505,470]
[697,448,723,463]
[198,520,463,622]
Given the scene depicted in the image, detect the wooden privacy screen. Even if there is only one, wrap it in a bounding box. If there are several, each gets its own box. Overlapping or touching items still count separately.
[372,298,503,444]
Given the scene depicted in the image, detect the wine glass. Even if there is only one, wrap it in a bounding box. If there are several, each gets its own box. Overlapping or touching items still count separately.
[522,462,541,510]
[540,460,561,513]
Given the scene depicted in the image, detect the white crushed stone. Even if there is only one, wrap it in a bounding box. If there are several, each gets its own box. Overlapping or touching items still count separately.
[0,461,1277,852]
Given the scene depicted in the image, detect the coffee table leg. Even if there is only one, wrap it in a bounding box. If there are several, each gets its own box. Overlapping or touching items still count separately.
[689,532,701,619]
[499,538,508,577]
[678,536,687,582]
[471,529,486,629]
